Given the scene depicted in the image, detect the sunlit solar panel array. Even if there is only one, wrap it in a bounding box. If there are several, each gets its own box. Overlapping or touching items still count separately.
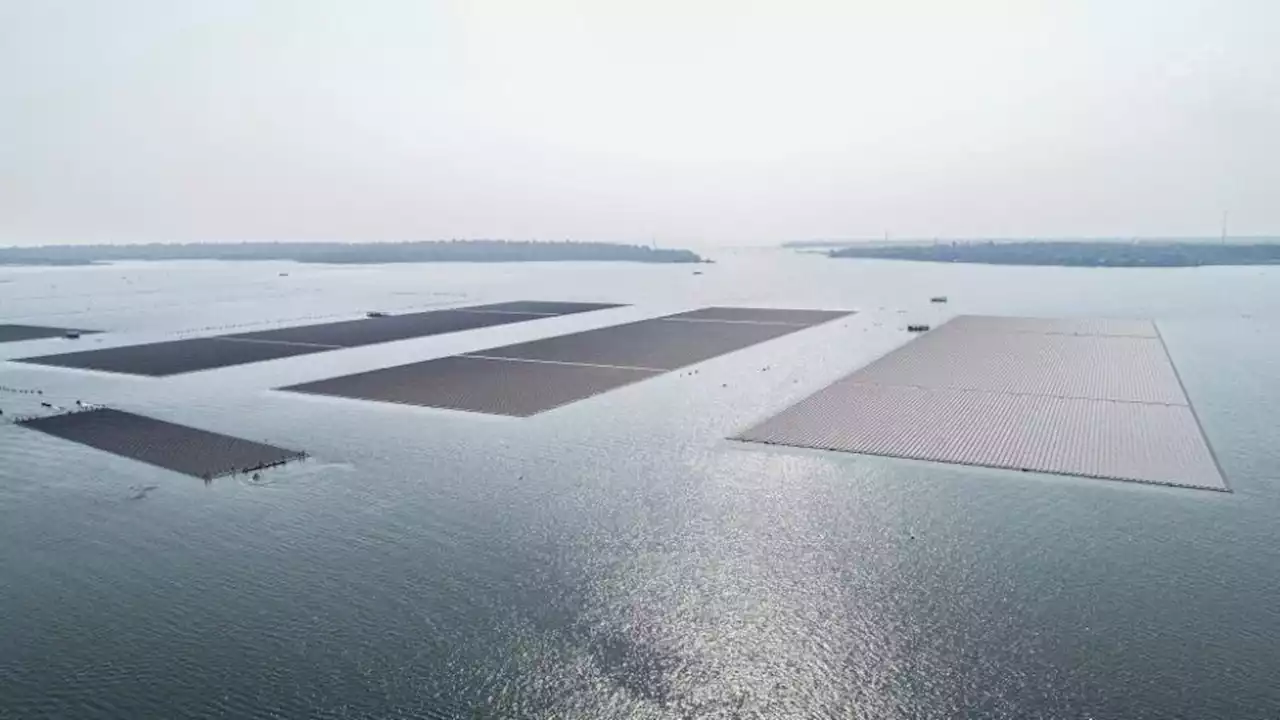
[734,316,1225,491]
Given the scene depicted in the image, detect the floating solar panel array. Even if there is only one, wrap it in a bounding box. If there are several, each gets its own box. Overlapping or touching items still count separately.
[0,324,99,343]
[13,302,621,376]
[280,307,852,416]
[734,316,1226,491]
[18,408,306,479]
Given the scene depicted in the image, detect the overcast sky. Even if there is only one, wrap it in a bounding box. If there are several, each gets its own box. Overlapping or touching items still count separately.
[2,0,1277,246]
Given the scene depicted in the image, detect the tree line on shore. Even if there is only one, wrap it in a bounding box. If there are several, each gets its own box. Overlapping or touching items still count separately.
[0,240,705,266]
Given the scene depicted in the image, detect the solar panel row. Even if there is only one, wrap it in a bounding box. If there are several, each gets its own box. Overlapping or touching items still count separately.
[734,315,1226,491]
[281,306,853,417]
[13,302,622,376]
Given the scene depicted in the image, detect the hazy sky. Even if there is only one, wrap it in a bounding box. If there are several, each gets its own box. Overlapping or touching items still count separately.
[2,0,1277,246]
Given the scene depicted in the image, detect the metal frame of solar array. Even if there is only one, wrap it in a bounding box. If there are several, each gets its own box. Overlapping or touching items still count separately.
[733,315,1227,491]
[279,307,853,417]
[13,302,623,376]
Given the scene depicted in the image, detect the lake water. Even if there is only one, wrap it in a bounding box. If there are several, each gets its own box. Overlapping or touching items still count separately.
[2,251,1279,719]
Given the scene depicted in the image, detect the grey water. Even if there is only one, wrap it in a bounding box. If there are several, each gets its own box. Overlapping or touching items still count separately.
[2,251,1279,719]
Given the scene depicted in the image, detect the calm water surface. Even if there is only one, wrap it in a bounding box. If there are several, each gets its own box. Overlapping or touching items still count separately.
[2,252,1279,719]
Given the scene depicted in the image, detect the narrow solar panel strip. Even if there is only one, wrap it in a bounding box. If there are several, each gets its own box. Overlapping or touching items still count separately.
[733,315,1225,491]
[14,301,622,377]
[14,337,329,377]
[223,310,540,348]
[458,301,626,315]
[278,306,853,416]
[0,324,100,343]
[18,408,306,479]
[663,307,853,325]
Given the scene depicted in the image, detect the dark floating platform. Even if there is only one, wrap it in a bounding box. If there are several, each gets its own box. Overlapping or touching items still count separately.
[18,408,306,479]
[223,309,541,349]
[286,355,660,417]
[14,301,622,377]
[16,337,326,377]
[470,317,809,370]
[280,306,853,416]
[733,315,1226,491]
[0,324,100,344]
[662,307,851,325]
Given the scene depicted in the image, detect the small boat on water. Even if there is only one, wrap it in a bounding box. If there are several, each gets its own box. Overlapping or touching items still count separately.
[64,331,81,339]
[366,311,390,318]
[907,324,931,333]
[930,296,948,303]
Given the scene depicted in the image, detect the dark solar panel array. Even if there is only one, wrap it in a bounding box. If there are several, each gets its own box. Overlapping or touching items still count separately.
[279,306,853,416]
[15,337,326,377]
[0,324,99,343]
[13,301,620,377]
[18,408,306,479]
[469,318,806,370]
[224,309,537,348]
[287,355,660,417]
[458,301,624,315]
[734,315,1226,491]
[663,307,851,325]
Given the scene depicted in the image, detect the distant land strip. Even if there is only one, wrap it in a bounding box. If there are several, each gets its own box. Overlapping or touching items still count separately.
[0,240,706,266]
[805,239,1280,268]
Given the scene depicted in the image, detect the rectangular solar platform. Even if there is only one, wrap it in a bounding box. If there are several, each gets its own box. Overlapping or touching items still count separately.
[285,355,661,417]
[0,324,99,343]
[470,317,811,371]
[18,408,306,479]
[14,337,329,377]
[278,306,853,416]
[14,301,620,377]
[734,315,1226,491]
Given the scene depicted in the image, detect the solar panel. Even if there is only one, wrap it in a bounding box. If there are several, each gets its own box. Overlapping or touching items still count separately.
[284,355,659,417]
[849,330,1185,404]
[662,307,853,325]
[224,310,538,348]
[15,301,621,376]
[19,408,306,479]
[938,315,1159,338]
[467,317,810,371]
[15,338,327,377]
[458,301,626,315]
[279,307,852,416]
[733,315,1225,491]
[737,382,1224,490]
[0,324,99,343]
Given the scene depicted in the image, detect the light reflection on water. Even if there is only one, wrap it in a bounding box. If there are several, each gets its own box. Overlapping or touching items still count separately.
[2,254,1280,718]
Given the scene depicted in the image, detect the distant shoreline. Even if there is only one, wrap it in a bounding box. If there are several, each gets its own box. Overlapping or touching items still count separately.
[0,240,706,267]
[819,240,1280,268]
